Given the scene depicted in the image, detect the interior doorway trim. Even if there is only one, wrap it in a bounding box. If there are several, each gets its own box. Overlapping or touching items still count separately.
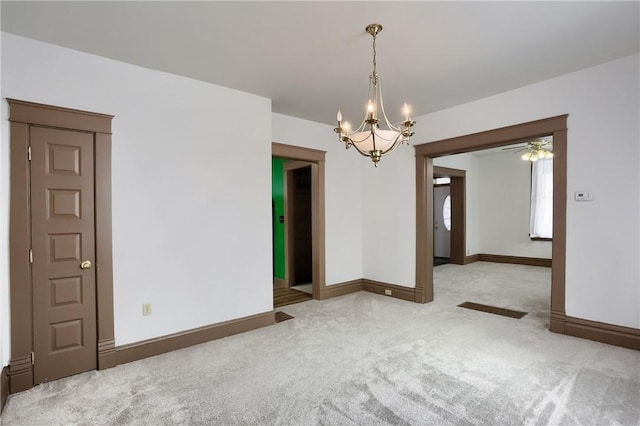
[414,115,568,335]
[272,143,326,300]
[7,99,115,393]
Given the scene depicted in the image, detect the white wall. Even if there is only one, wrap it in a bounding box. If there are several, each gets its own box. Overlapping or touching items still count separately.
[2,33,273,346]
[477,152,551,258]
[361,145,416,285]
[272,113,363,285]
[364,54,639,329]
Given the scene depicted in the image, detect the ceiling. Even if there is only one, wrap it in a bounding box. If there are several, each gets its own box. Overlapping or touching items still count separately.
[471,136,553,157]
[2,1,638,127]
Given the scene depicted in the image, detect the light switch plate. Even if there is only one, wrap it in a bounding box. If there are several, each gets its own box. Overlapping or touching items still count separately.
[575,191,593,201]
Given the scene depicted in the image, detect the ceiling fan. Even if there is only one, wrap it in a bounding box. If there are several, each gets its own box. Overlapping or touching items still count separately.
[502,137,553,161]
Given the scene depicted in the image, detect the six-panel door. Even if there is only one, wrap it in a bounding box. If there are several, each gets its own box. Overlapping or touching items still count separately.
[30,126,97,384]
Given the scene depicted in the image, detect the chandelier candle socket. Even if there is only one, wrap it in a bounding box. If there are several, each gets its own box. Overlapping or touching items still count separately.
[334,23,416,167]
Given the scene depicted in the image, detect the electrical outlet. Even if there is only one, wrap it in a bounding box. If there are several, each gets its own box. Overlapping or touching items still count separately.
[384,289,392,296]
[142,303,152,316]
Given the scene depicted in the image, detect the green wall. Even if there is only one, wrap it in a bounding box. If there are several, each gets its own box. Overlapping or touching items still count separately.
[272,157,286,279]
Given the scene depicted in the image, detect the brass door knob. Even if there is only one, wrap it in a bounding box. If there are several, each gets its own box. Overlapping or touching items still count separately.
[80,260,93,270]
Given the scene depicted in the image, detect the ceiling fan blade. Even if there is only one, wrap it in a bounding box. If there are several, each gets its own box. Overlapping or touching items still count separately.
[501,145,527,151]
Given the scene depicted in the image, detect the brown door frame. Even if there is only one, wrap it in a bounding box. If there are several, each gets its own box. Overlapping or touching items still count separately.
[283,161,313,289]
[7,99,116,393]
[433,166,466,265]
[414,115,568,335]
[272,143,326,300]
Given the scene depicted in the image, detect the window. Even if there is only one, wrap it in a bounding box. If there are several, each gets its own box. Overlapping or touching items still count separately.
[530,158,553,239]
[443,195,451,231]
[433,177,450,185]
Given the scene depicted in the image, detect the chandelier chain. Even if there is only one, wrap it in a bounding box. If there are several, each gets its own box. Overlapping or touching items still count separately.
[371,32,377,79]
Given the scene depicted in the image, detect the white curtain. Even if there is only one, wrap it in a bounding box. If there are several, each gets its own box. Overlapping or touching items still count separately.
[530,158,553,238]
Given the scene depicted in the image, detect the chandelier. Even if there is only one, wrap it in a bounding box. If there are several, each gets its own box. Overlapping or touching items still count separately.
[520,140,553,162]
[333,23,416,167]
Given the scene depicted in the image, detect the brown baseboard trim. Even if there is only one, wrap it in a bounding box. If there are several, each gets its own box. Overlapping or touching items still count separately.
[1,366,8,413]
[318,279,363,300]
[563,315,640,351]
[549,309,566,334]
[363,279,415,302]
[464,254,480,264]
[8,355,32,394]
[115,311,275,365]
[477,254,551,267]
[98,338,116,370]
[273,277,287,289]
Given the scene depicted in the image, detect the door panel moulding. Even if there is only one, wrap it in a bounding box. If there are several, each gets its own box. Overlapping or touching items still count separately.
[8,99,115,393]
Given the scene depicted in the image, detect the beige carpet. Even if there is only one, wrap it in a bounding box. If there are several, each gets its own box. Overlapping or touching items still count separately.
[2,262,639,425]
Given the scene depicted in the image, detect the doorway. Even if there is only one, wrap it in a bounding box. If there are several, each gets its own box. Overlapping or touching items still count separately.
[286,163,313,290]
[8,99,115,393]
[273,161,314,308]
[271,143,326,303]
[414,115,567,334]
[433,166,466,266]
[433,183,450,265]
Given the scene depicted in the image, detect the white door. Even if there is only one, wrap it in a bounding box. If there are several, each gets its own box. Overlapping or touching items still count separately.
[433,185,451,258]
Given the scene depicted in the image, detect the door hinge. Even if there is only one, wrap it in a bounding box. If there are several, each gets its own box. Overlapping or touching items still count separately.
[31,352,34,365]
[28,146,32,161]
[29,249,33,264]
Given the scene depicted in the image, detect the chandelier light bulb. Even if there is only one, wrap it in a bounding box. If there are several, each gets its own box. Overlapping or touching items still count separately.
[367,101,375,120]
[403,103,410,121]
[337,110,342,122]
